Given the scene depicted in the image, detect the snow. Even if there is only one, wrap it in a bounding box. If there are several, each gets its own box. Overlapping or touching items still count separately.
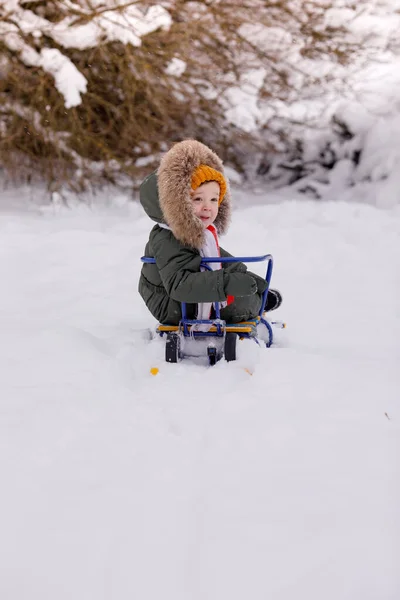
[325,5,400,42]
[40,48,87,109]
[165,58,187,78]
[1,1,400,596]
[226,1,400,136]
[0,25,87,108]
[290,108,400,208]
[223,68,267,132]
[0,185,399,599]
[51,5,172,50]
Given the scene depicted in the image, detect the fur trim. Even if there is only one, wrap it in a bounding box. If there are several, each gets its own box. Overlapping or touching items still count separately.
[157,139,231,249]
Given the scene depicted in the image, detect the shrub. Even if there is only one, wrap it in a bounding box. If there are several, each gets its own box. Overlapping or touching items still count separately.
[0,1,367,192]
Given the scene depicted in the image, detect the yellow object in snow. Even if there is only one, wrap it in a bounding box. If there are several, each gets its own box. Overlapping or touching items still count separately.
[150,367,159,376]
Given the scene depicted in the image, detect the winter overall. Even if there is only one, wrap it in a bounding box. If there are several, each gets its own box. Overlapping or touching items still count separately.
[138,140,269,326]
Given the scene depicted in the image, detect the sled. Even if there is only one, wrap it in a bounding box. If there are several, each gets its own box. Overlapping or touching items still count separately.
[140,254,285,365]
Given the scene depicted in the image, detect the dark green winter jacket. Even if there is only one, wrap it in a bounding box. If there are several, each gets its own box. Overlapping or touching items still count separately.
[138,140,268,325]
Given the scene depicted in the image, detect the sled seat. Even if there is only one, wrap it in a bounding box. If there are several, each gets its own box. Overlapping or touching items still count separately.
[156,319,259,335]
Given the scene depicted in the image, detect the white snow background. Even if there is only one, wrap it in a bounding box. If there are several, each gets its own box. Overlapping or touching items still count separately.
[1,178,399,599]
[1,1,400,598]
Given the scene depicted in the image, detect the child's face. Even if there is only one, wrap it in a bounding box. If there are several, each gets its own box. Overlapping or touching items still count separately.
[190,181,219,228]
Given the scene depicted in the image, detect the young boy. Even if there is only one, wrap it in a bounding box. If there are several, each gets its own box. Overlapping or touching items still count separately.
[139,139,282,325]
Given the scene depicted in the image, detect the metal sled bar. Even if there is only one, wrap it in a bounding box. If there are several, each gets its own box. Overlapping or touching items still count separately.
[157,323,255,334]
[259,256,274,316]
[141,255,271,265]
[201,255,270,264]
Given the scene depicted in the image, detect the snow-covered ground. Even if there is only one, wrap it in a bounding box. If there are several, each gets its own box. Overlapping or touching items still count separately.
[0,188,399,599]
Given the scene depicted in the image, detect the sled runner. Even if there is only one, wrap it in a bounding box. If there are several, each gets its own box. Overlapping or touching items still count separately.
[140,254,285,365]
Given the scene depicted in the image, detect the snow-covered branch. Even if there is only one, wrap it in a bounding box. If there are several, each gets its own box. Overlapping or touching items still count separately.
[0,1,171,107]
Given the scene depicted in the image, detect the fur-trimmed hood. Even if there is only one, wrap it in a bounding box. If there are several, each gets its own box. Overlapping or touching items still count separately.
[139,140,231,249]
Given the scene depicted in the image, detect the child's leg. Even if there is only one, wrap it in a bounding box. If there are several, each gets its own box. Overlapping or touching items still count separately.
[219,292,263,323]
[219,288,282,323]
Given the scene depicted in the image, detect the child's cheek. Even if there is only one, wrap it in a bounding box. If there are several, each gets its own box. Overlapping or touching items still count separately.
[191,202,200,217]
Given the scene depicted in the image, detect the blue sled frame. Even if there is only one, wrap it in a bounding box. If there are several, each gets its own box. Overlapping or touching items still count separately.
[140,255,276,355]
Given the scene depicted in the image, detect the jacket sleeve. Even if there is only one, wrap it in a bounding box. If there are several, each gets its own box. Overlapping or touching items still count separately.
[220,246,268,293]
[151,228,227,303]
[220,246,247,273]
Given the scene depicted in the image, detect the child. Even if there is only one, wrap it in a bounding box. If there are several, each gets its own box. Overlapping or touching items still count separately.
[139,139,282,325]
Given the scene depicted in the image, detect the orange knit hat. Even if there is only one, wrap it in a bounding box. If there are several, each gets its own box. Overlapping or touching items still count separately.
[191,164,227,205]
